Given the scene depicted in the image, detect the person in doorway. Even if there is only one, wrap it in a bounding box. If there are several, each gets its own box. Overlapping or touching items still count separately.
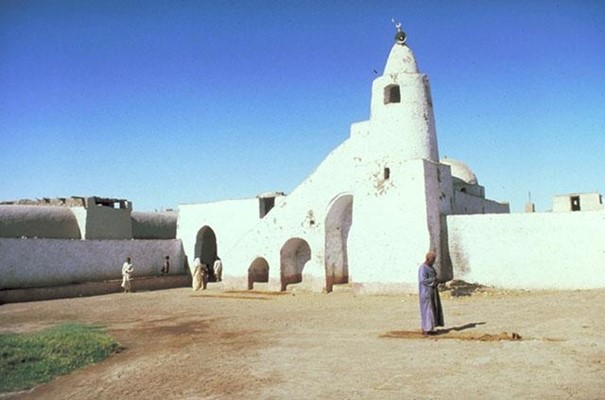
[418,251,444,335]
[161,255,170,274]
[213,257,223,282]
[121,257,134,293]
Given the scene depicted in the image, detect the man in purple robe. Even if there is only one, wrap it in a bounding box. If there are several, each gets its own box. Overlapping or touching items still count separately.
[418,251,444,335]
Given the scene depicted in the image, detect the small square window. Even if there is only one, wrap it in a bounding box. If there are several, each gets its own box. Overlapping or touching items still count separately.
[384,85,401,104]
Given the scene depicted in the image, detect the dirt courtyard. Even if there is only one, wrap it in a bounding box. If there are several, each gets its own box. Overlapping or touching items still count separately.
[1,285,603,399]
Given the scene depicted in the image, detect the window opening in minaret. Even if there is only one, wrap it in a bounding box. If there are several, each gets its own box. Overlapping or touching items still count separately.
[384,85,401,104]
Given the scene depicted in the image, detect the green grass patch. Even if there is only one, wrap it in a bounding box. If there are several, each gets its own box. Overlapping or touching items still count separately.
[0,323,120,393]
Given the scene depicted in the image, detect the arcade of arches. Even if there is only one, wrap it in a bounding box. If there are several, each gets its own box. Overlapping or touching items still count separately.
[197,194,352,292]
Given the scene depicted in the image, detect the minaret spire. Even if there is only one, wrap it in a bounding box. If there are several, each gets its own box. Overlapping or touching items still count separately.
[367,23,439,162]
[383,20,417,75]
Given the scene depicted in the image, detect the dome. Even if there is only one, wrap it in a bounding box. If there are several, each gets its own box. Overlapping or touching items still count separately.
[441,157,478,185]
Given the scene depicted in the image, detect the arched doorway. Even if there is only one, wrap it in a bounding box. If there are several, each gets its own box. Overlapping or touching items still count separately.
[280,238,311,291]
[248,257,269,290]
[324,194,353,292]
[195,226,219,282]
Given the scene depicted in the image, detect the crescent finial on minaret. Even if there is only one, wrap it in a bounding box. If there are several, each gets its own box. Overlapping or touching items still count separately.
[391,18,407,45]
[391,18,402,32]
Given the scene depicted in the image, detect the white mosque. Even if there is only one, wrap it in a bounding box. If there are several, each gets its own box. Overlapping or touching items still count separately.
[176,26,509,293]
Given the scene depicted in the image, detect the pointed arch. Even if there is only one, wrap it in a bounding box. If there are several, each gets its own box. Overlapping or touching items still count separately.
[194,225,219,281]
[280,237,311,291]
[324,194,353,292]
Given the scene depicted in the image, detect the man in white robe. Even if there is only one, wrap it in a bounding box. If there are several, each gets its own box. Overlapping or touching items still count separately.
[213,258,223,282]
[121,257,134,293]
[192,258,202,290]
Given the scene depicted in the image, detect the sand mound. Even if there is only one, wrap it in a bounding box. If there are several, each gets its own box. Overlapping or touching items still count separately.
[380,330,522,341]
[439,279,488,296]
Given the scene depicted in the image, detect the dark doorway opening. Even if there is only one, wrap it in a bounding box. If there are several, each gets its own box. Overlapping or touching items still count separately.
[194,226,220,282]
[570,196,581,211]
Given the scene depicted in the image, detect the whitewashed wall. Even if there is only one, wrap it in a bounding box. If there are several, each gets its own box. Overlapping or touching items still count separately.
[349,159,437,288]
[447,211,605,289]
[177,198,260,272]
[224,138,359,291]
[0,238,185,289]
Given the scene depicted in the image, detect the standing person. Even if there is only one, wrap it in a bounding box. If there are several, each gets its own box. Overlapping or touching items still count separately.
[192,258,203,291]
[161,255,170,274]
[121,257,134,293]
[213,257,223,282]
[418,251,444,335]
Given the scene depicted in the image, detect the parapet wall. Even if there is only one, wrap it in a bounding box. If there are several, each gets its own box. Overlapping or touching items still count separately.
[451,190,509,215]
[0,238,186,289]
[447,210,605,289]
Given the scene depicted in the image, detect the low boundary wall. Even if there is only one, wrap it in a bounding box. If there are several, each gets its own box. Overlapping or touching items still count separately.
[0,238,187,290]
[0,274,191,304]
[447,211,605,289]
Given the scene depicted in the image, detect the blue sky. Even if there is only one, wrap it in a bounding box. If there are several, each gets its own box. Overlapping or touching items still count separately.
[1,1,603,212]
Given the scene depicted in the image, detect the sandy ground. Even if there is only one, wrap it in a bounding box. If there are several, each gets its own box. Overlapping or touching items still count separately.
[0,285,603,399]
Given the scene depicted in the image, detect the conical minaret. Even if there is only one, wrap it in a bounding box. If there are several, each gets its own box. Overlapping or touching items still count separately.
[368,25,439,162]
[347,25,450,288]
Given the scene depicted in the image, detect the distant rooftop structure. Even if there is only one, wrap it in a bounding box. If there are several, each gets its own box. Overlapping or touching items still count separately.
[552,192,603,212]
[0,196,131,209]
